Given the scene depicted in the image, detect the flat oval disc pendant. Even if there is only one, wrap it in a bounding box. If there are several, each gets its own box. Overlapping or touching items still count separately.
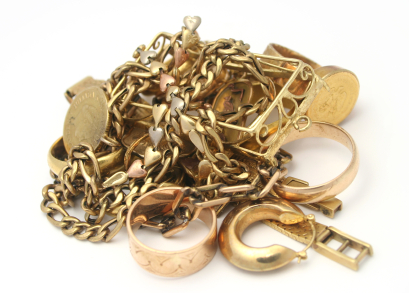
[63,86,110,153]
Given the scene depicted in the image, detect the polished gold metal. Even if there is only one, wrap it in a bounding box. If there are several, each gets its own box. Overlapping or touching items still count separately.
[304,198,343,219]
[127,187,217,277]
[273,121,359,203]
[314,227,373,271]
[263,218,373,270]
[280,177,343,218]
[64,76,105,104]
[219,198,316,271]
[263,43,360,125]
[48,136,125,177]
[212,80,252,143]
[41,16,370,275]
[63,86,110,153]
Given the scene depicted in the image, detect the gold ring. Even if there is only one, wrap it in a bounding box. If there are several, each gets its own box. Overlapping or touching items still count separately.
[47,137,69,176]
[263,43,360,125]
[273,121,359,203]
[47,137,125,177]
[218,198,315,271]
[126,187,217,277]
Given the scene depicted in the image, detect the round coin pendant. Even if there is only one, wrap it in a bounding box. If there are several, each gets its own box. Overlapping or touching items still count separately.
[306,66,359,125]
[63,86,110,153]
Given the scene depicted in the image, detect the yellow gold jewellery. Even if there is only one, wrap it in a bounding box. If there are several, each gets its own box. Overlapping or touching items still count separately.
[41,15,373,277]
[219,198,316,271]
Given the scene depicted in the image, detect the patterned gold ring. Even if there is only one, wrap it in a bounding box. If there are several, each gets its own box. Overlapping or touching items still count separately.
[126,187,217,277]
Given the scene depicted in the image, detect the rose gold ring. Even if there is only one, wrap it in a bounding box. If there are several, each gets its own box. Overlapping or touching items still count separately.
[273,121,359,204]
[126,187,217,277]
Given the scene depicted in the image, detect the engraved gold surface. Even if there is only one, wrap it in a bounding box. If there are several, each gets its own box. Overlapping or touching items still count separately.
[263,218,327,245]
[63,86,110,152]
[306,67,359,125]
[64,76,105,104]
[127,187,217,277]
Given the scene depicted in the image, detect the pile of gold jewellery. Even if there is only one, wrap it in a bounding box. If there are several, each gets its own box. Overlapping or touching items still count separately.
[42,16,373,277]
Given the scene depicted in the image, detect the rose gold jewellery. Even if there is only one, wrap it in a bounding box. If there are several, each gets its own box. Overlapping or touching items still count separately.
[126,187,217,277]
[273,121,359,204]
[219,198,316,271]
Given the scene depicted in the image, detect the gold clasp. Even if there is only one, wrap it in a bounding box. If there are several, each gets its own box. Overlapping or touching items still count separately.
[313,227,373,271]
[263,217,373,270]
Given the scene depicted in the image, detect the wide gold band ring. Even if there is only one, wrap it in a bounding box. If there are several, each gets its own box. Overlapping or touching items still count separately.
[273,121,359,204]
[218,198,316,271]
[126,187,217,277]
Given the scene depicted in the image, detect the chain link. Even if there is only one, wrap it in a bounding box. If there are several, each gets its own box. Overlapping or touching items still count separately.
[42,24,300,241]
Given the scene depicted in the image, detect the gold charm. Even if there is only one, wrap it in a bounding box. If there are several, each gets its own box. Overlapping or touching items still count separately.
[150,61,168,76]
[198,160,212,180]
[188,130,204,153]
[144,146,162,167]
[174,47,189,68]
[102,171,129,188]
[180,114,196,135]
[152,104,168,128]
[63,86,110,153]
[127,160,147,178]
[181,28,199,51]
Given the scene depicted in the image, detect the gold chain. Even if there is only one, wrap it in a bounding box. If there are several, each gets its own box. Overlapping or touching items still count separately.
[42,18,328,242]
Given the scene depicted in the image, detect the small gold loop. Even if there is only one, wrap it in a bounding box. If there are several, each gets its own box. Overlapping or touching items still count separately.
[293,115,311,132]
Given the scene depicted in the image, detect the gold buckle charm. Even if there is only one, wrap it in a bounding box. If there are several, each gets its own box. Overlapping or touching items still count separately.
[314,227,373,271]
[263,208,373,271]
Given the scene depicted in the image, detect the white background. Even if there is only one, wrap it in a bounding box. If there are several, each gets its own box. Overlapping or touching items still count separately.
[1,0,408,292]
